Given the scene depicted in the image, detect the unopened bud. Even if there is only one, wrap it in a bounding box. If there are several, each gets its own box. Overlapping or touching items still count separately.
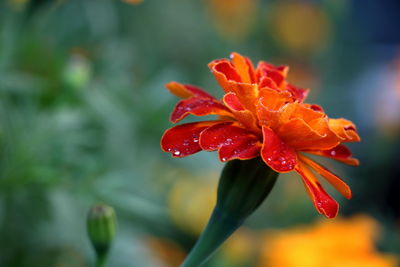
[87,204,117,265]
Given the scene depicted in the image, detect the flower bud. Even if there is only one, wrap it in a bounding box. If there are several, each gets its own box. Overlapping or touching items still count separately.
[87,204,117,265]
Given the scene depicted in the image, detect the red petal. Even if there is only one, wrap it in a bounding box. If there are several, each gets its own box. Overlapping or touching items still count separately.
[165,81,215,99]
[170,97,232,123]
[209,60,242,93]
[295,162,339,219]
[307,145,360,166]
[286,84,309,102]
[256,61,288,88]
[199,121,261,162]
[258,76,280,90]
[161,121,222,157]
[261,126,297,172]
[299,155,352,199]
[223,92,245,111]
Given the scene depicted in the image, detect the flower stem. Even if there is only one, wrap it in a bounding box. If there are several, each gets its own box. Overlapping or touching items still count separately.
[180,206,242,267]
[180,157,279,267]
[96,255,106,267]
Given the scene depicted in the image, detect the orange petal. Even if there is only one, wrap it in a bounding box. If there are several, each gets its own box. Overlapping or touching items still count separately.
[223,92,261,134]
[161,121,222,157]
[278,118,340,150]
[261,126,297,172]
[329,118,361,142]
[258,88,293,110]
[209,59,259,113]
[170,97,232,123]
[230,52,255,84]
[165,81,215,99]
[299,154,352,199]
[199,121,261,161]
[295,161,339,219]
[306,145,360,166]
[289,103,325,123]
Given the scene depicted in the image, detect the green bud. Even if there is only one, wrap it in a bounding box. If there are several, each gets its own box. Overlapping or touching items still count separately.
[181,157,279,267]
[217,157,279,218]
[87,204,117,266]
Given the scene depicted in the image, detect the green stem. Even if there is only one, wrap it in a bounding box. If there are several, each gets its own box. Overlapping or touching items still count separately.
[96,254,107,267]
[180,206,242,267]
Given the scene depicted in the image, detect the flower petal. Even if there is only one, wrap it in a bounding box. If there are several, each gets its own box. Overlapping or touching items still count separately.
[286,84,309,102]
[299,154,352,199]
[278,118,340,150]
[161,121,222,157]
[199,121,261,162]
[223,92,261,134]
[256,61,288,88]
[329,118,361,142]
[230,52,255,84]
[223,92,245,111]
[306,145,360,166]
[295,161,339,219]
[209,59,259,113]
[209,59,242,93]
[170,97,232,123]
[261,126,297,172]
[165,81,215,99]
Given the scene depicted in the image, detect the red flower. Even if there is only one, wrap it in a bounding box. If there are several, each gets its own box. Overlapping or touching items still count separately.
[161,52,360,218]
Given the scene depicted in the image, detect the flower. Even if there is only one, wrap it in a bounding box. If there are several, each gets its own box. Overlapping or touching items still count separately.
[161,52,360,218]
[258,215,398,267]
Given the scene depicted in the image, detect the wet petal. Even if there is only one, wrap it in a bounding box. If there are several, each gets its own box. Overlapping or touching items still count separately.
[261,126,297,172]
[170,97,232,123]
[199,121,261,161]
[306,145,360,166]
[299,155,352,199]
[295,161,339,219]
[161,121,222,157]
[165,81,215,99]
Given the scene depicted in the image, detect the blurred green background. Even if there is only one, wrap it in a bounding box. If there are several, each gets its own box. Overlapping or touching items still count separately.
[0,0,399,266]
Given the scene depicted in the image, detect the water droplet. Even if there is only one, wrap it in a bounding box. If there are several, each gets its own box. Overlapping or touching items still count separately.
[173,151,181,156]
